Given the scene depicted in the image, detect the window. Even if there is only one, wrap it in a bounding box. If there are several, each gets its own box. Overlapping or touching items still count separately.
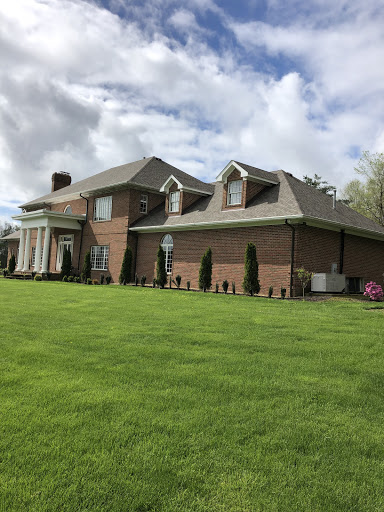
[64,205,72,214]
[227,180,242,205]
[169,191,180,212]
[31,247,43,266]
[91,246,109,270]
[140,194,148,213]
[94,196,112,221]
[161,234,173,274]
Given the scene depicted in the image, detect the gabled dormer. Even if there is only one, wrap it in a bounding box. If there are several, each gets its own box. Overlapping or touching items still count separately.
[160,175,213,216]
[216,161,279,210]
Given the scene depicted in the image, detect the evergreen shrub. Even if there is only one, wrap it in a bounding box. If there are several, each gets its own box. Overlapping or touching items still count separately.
[81,252,91,282]
[119,246,132,285]
[242,242,260,296]
[198,247,212,292]
[222,280,229,294]
[156,245,167,289]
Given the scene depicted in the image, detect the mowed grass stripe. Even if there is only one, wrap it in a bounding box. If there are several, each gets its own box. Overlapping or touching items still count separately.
[1,279,384,511]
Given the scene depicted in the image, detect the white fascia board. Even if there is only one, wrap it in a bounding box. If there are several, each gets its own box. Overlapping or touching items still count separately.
[12,209,85,230]
[130,215,305,232]
[216,160,276,186]
[159,175,183,193]
[130,213,384,241]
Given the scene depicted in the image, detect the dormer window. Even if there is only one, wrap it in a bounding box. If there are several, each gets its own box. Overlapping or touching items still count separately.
[169,191,180,212]
[227,180,242,205]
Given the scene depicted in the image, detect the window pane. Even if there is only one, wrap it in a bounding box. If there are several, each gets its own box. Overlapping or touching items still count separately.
[94,196,112,221]
[170,191,180,212]
[228,180,242,205]
[140,194,148,213]
[91,245,109,270]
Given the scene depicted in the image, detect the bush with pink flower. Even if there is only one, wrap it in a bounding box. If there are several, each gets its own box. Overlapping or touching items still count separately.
[364,281,384,301]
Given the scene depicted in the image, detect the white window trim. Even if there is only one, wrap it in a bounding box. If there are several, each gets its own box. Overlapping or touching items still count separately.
[64,205,72,214]
[169,191,180,213]
[227,180,242,205]
[91,245,109,270]
[94,196,112,222]
[140,194,148,214]
[161,235,173,274]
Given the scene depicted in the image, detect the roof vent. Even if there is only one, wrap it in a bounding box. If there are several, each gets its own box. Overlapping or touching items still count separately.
[51,172,71,192]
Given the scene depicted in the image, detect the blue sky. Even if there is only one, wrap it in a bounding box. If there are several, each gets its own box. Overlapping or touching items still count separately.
[1,0,384,225]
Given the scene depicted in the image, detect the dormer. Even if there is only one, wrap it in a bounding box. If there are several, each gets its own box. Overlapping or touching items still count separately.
[216,161,279,210]
[160,175,213,216]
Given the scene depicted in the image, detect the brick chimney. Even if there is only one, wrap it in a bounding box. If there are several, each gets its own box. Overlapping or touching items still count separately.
[51,172,71,192]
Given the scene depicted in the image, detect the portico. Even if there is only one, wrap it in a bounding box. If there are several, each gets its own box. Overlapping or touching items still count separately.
[12,210,85,273]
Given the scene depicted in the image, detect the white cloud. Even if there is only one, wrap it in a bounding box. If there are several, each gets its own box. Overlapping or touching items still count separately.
[0,0,383,221]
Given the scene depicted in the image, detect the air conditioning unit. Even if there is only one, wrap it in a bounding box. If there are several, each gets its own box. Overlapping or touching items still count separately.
[311,273,346,293]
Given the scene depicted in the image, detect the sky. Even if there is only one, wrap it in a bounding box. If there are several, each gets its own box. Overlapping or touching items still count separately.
[1,0,384,224]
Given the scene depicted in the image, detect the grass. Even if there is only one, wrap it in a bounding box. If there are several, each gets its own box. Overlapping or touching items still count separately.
[1,279,384,511]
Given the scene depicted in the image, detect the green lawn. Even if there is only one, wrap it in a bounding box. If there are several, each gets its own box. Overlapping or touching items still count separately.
[1,279,384,511]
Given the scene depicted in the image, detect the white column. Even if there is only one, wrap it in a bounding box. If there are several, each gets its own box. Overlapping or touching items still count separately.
[16,228,26,271]
[41,227,51,273]
[34,227,43,272]
[22,228,32,271]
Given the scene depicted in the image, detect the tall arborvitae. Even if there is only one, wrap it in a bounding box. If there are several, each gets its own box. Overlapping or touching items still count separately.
[60,248,72,278]
[8,254,16,274]
[242,242,260,296]
[198,247,212,292]
[81,251,92,282]
[156,245,167,289]
[119,245,132,285]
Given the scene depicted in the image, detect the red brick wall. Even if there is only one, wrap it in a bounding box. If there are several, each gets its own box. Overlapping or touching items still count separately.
[136,225,293,295]
[343,234,384,287]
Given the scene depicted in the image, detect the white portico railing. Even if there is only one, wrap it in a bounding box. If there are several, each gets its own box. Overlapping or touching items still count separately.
[12,209,85,273]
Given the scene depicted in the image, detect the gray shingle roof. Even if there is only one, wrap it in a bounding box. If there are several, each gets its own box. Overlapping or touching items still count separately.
[234,161,280,184]
[0,230,20,240]
[131,169,384,236]
[21,157,213,208]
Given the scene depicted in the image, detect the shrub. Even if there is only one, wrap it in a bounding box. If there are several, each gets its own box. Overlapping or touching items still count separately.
[295,267,315,299]
[3,268,9,277]
[60,248,72,279]
[364,281,383,301]
[100,273,105,285]
[8,254,16,274]
[215,282,219,293]
[232,281,236,294]
[242,242,260,296]
[34,275,42,281]
[222,280,229,294]
[268,286,273,298]
[169,278,172,288]
[92,279,99,285]
[135,273,139,286]
[62,276,68,282]
[186,280,191,291]
[67,275,74,282]
[175,275,182,289]
[199,247,212,292]
[156,245,167,289]
[141,275,146,287]
[74,276,80,283]
[31,271,36,279]
[81,252,91,282]
[119,246,132,285]
[87,278,92,285]
[281,287,286,299]
[46,272,52,281]
[105,275,111,285]
[152,278,156,288]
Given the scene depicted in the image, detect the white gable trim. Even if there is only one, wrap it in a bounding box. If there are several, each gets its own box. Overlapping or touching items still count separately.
[160,175,212,196]
[216,161,277,186]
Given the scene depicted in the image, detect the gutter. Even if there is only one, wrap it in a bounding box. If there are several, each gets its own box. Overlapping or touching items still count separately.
[78,193,89,271]
[285,220,296,298]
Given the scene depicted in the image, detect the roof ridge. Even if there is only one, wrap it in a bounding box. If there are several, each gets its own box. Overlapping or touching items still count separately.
[127,156,156,182]
[277,171,304,215]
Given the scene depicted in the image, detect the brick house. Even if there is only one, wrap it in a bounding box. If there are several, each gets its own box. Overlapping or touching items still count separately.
[3,156,384,296]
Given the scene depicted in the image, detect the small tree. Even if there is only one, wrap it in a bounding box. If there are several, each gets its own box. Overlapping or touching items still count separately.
[295,267,314,299]
[242,242,260,296]
[8,254,16,274]
[119,245,132,285]
[81,251,92,282]
[198,247,212,292]
[156,245,167,289]
[60,248,72,278]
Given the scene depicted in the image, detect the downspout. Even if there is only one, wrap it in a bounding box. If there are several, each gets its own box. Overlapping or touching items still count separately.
[339,229,345,274]
[78,193,89,271]
[285,220,296,298]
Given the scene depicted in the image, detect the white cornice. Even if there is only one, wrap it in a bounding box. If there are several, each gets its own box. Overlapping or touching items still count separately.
[12,209,85,230]
[130,213,384,241]
[216,160,277,186]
